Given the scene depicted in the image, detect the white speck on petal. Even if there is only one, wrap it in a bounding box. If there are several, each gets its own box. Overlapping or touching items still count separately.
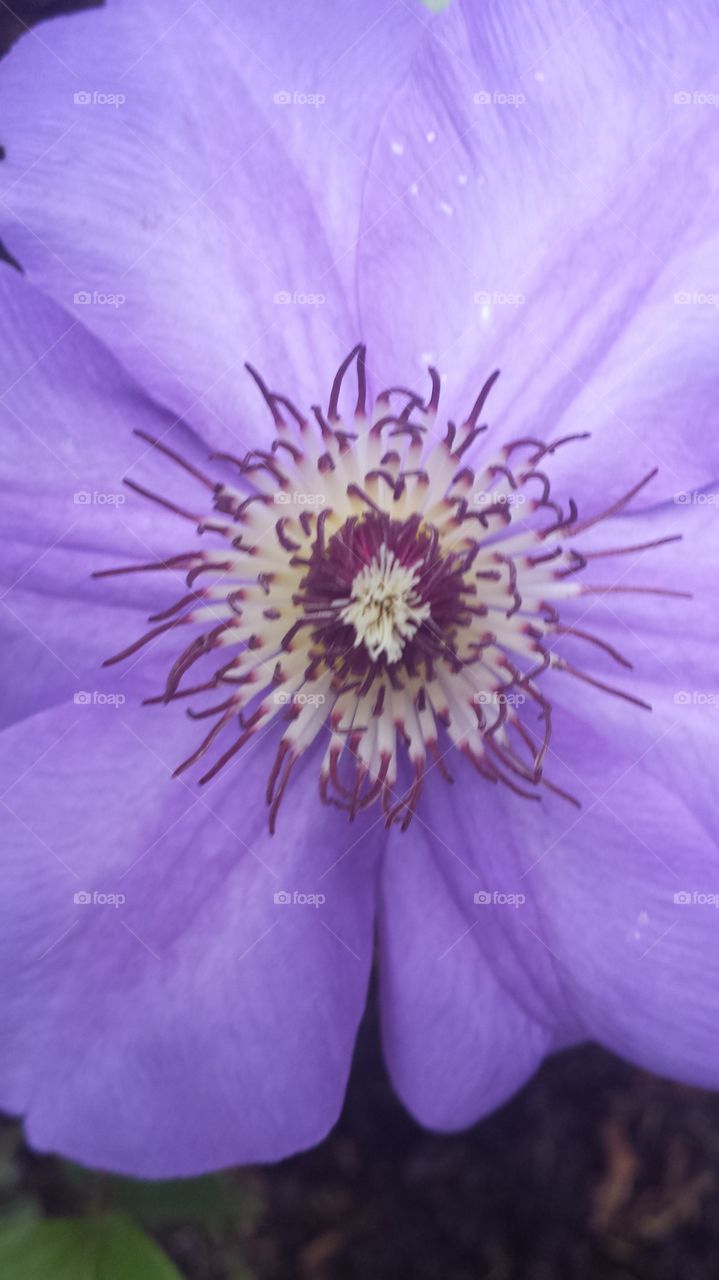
[457,173,468,186]
[426,130,436,143]
[439,200,454,216]
[391,140,404,156]
[534,70,545,83]
[409,182,419,196]
[629,909,651,943]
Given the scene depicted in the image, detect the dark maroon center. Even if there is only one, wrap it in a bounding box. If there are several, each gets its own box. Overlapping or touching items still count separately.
[289,511,482,689]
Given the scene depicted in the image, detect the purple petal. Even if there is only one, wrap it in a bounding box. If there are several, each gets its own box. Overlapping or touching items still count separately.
[0,265,220,725]
[0,691,378,1175]
[378,819,558,1131]
[481,692,719,1087]
[388,487,719,1095]
[0,0,423,437]
[381,492,719,1114]
[357,0,719,503]
[557,495,716,692]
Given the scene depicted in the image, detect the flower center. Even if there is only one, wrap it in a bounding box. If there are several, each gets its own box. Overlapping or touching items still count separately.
[292,508,474,691]
[98,345,681,832]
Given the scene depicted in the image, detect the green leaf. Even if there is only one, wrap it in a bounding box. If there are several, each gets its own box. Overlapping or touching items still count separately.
[0,1214,184,1280]
[420,0,453,12]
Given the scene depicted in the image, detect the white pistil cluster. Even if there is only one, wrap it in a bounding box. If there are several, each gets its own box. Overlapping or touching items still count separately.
[338,544,431,664]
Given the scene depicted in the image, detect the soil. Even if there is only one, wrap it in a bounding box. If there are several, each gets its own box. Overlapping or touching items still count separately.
[242,1010,719,1280]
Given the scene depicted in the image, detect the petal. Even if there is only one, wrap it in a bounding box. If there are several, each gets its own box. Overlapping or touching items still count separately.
[0,690,379,1175]
[553,492,719,850]
[557,492,717,696]
[0,264,219,725]
[378,815,558,1132]
[380,493,719,1114]
[0,264,218,562]
[0,0,423,436]
[357,0,719,503]
[393,483,719,1094]
[474,690,719,1088]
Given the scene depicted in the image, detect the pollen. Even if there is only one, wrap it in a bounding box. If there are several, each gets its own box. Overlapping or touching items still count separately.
[96,346,683,833]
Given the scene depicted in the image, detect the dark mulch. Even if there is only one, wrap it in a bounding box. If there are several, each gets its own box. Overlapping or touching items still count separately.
[8,1005,719,1280]
[246,1010,719,1280]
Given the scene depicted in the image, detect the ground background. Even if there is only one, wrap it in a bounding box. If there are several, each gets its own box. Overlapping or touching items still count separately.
[2,3,718,1277]
[4,1006,719,1279]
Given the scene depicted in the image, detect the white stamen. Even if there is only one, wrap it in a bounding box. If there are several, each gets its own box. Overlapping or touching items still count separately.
[338,544,431,664]
[110,348,662,831]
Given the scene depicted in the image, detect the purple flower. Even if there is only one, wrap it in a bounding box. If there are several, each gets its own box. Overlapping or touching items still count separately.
[0,0,718,1178]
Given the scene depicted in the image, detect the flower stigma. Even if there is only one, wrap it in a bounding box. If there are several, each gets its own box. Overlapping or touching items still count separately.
[339,545,431,665]
[97,346,683,832]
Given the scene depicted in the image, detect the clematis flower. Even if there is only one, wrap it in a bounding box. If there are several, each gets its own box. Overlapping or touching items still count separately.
[0,0,718,1179]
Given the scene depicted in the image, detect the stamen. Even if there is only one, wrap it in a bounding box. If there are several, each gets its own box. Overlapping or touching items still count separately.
[98,346,681,831]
